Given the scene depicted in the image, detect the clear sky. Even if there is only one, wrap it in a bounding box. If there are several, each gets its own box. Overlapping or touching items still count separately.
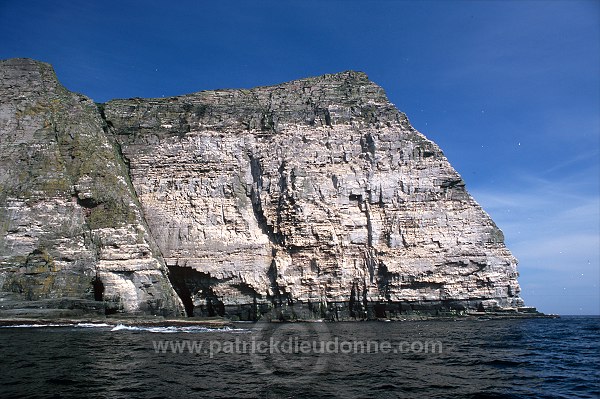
[1,0,598,315]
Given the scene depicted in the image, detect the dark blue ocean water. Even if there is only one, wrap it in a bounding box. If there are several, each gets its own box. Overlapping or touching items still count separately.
[0,316,598,398]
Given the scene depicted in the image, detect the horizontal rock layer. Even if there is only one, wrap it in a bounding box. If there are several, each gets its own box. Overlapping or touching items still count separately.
[0,58,525,319]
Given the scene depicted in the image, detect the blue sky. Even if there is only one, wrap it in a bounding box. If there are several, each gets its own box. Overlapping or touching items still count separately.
[1,0,598,315]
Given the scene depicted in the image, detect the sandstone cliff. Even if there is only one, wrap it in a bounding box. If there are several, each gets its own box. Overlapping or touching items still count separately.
[0,58,524,320]
[0,59,183,317]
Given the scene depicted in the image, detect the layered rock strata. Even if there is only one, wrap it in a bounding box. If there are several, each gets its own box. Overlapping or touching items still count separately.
[0,59,183,317]
[0,58,525,319]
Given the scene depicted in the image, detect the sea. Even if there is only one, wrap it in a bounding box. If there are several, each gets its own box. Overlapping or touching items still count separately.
[0,316,598,398]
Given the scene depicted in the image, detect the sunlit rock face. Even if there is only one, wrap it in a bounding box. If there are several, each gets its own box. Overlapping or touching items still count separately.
[0,58,523,319]
[103,69,524,319]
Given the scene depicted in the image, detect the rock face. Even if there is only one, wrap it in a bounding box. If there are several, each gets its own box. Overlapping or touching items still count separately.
[0,59,183,317]
[0,58,524,319]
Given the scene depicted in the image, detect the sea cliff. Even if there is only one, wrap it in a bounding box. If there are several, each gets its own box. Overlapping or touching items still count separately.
[0,58,535,320]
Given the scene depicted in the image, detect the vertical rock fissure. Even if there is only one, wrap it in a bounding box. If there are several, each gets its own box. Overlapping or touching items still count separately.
[247,151,284,246]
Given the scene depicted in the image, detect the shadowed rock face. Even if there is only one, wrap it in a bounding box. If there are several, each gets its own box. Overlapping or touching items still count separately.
[0,58,524,319]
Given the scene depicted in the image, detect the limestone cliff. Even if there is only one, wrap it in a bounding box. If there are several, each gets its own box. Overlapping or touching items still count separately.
[0,58,525,319]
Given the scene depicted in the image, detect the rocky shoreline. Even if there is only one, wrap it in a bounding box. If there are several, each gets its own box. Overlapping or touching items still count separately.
[0,307,557,328]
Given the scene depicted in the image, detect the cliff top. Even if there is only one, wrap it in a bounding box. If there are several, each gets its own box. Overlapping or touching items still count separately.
[1,58,406,133]
[0,58,67,100]
[1,58,377,104]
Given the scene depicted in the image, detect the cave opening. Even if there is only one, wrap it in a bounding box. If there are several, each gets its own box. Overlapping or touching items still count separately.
[92,276,104,301]
[374,302,387,318]
[167,266,195,316]
[179,289,195,317]
[167,265,228,317]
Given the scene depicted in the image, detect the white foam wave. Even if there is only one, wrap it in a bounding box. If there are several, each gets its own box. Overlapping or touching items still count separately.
[110,324,249,333]
[0,323,70,328]
[75,323,111,328]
